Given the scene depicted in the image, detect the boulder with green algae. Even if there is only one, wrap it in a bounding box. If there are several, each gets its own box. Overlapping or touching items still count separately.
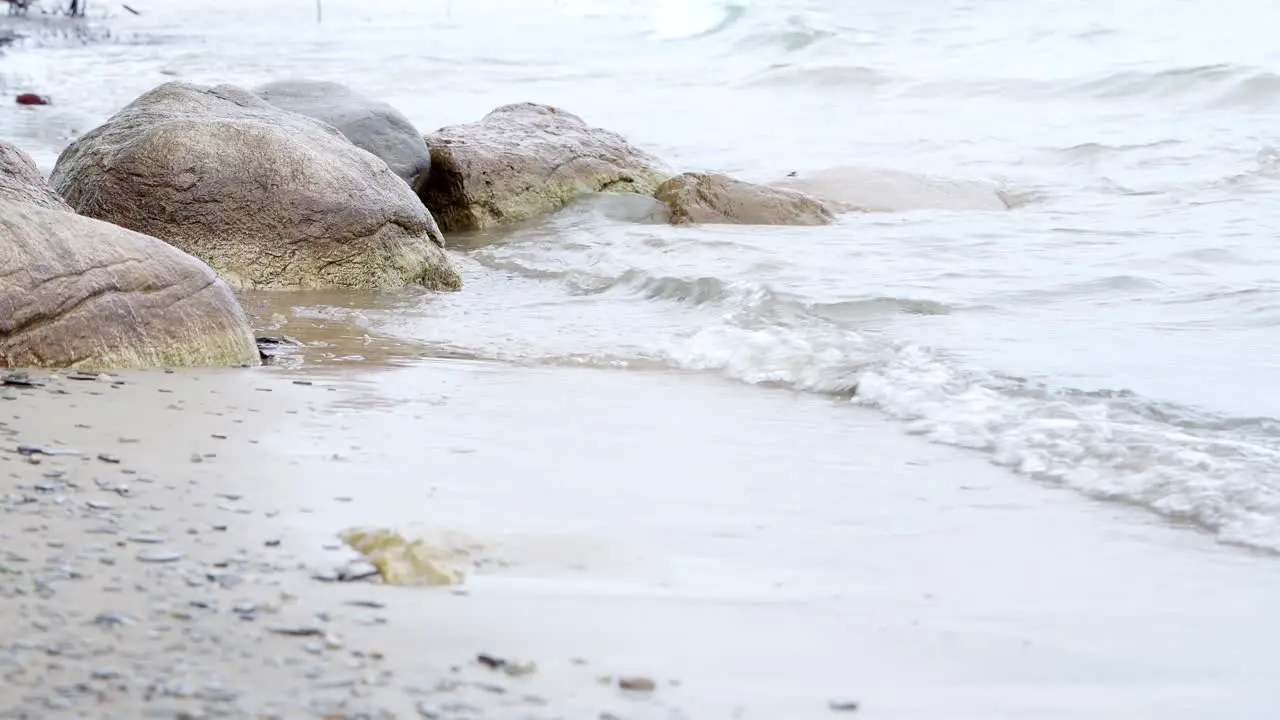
[419,102,671,233]
[340,528,466,586]
[50,81,461,292]
[0,199,261,369]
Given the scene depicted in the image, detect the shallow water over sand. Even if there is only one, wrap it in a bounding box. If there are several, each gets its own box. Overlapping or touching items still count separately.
[236,356,1280,719]
[5,1,1280,548]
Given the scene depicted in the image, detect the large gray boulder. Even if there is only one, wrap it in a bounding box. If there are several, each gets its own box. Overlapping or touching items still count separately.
[655,172,834,226]
[0,199,260,369]
[253,79,431,190]
[0,141,70,211]
[51,81,461,291]
[419,102,670,233]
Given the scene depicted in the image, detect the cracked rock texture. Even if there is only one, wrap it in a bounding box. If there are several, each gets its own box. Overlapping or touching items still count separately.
[254,79,432,191]
[419,102,670,233]
[50,81,461,291]
[655,172,835,226]
[0,199,260,369]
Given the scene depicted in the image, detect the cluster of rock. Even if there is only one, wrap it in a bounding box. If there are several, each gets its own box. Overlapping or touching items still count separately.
[0,78,837,371]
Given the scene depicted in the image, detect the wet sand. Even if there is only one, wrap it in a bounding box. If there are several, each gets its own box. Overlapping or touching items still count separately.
[1,356,1278,718]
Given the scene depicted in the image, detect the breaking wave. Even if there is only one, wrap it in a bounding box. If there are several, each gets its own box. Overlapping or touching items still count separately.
[445,230,1280,554]
[657,296,1280,553]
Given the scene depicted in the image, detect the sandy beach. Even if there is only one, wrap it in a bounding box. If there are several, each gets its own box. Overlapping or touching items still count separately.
[2,335,1278,718]
[4,1,1280,717]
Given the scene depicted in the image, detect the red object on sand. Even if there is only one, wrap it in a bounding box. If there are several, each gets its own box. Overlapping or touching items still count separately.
[15,93,50,106]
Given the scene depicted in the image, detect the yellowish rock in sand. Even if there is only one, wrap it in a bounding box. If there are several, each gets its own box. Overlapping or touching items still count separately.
[339,528,466,586]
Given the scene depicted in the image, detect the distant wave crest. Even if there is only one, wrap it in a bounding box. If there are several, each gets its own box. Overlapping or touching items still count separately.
[741,63,892,89]
[906,64,1280,109]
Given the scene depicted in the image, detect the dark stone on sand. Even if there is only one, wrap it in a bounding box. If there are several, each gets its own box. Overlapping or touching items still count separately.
[269,625,324,637]
[618,676,656,692]
[420,102,669,232]
[17,445,79,456]
[0,370,38,387]
[312,560,379,583]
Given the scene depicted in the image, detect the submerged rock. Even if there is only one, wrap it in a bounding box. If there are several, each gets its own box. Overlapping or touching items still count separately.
[776,166,1011,212]
[253,79,432,190]
[420,102,669,232]
[0,141,70,211]
[0,199,261,369]
[51,81,460,291]
[339,528,465,587]
[655,172,834,226]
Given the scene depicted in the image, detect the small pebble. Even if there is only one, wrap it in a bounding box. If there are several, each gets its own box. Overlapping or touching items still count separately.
[269,625,325,637]
[618,676,656,693]
[136,549,183,563]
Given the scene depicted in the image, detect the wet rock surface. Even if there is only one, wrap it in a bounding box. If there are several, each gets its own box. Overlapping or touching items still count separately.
[655,172,835,226]
[0,369,690,719]
[0,200,261,370]
[50,81,461,292]
[420,102,670,233]
[253,79,433,190]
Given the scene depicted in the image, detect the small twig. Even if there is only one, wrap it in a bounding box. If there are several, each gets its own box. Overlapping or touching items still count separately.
[121,3,139,14]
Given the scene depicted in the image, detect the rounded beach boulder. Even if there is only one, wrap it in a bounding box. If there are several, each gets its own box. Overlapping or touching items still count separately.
[0,141,70,211]
[655,172,835,226]
[420,102,670,233]
[50,81,460,291]
[0,199,260,369]
[253,79,432,190]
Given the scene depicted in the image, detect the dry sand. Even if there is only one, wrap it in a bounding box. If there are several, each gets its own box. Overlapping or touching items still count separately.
[0,348,1277,719]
